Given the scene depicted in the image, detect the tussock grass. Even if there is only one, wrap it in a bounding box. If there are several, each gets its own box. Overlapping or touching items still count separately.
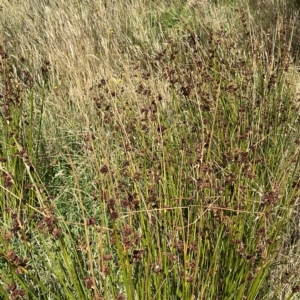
[1,0,300,299]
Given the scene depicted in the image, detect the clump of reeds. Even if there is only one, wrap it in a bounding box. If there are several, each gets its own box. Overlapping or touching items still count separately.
[1,0,300,299]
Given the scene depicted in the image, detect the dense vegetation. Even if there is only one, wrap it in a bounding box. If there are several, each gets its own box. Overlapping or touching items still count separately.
[0,0,300,299]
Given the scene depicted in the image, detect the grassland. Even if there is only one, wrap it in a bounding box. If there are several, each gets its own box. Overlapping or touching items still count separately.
[1,0,300,299]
